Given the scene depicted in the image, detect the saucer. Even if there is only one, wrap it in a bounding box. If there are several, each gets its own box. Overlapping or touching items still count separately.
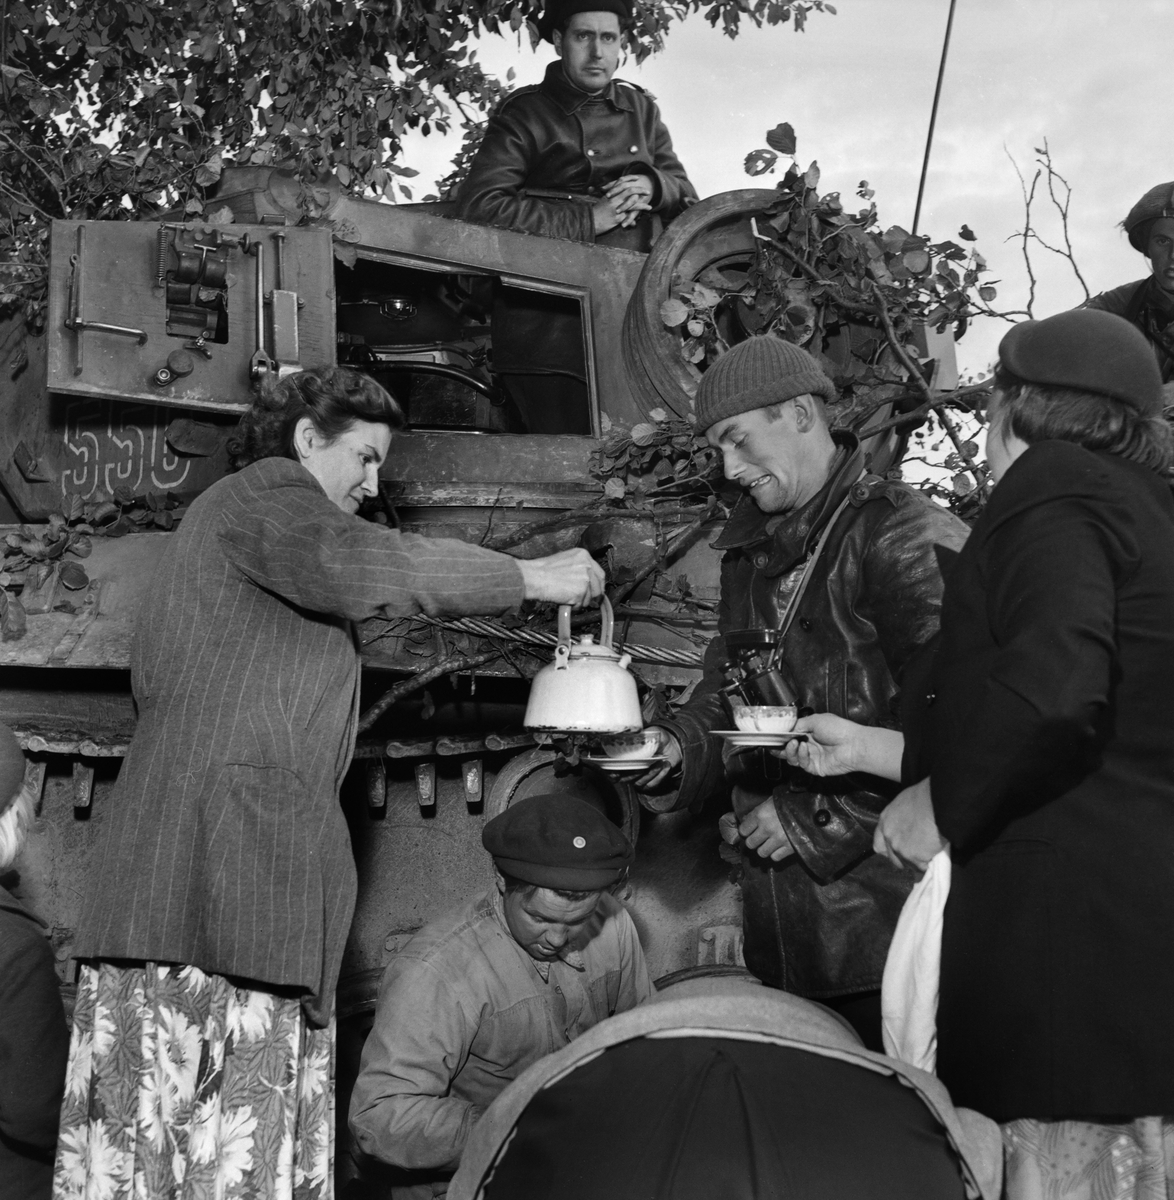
[711,730,808,748]
[580,755,669,773]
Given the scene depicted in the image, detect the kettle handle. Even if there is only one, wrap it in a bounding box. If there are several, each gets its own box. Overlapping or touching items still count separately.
[600,594,615,648]
[557,596,615,647]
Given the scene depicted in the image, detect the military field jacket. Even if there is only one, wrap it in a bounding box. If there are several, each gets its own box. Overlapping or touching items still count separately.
[455,61,695,249]
[349,889,652,1176]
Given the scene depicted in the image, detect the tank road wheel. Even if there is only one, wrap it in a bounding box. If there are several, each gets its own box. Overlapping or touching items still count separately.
[622,189,915,477]
[484,747,640,872]
[622,189,777,419]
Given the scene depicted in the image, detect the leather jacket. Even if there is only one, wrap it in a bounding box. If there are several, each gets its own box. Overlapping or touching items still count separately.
[650,437,969,997]
[455,62,696,252]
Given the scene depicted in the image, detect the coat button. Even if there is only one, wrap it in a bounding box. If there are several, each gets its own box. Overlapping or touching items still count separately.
[587,149,596,157]
[629,145,639,153]
[754,553,768,568]
[799,617,812,631]
[814,809,832,827]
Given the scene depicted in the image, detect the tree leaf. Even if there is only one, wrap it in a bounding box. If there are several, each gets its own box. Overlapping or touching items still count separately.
[744,149,777,177]
[958,224,977,241]
[764,122,796,155]
[687,319,705,337]
[59,561,89,590]
[979,285,997,302]
[659,298,689,328]
[603,477,626,499]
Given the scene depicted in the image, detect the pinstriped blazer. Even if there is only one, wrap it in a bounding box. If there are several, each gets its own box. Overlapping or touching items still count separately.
[75,457,524,1024]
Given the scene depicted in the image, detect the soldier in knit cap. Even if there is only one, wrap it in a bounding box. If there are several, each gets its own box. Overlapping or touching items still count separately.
[633,334,967,1051]
[1085,181,1174,384]
[350,793,651,1198]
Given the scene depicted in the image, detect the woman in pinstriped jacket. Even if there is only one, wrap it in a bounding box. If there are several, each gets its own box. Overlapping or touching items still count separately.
[52,368,603,1200]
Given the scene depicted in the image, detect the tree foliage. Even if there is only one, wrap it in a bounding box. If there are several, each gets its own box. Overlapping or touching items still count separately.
[0,0,835,322]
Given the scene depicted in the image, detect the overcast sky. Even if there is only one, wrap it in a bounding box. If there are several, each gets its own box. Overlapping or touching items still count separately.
[400,0,1173,378]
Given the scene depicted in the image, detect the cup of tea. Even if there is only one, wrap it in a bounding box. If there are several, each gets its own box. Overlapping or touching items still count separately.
[600,729,662,760]
[731,704,797,734]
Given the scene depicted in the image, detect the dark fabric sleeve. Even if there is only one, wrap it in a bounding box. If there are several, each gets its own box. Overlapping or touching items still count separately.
[217,475,525,623]
[932,494,1138,852]
[1082,280,1145,317]
[632,102,696,218]
[0,925,68,1158]
[455,107,596,243]
[775,500,966,880]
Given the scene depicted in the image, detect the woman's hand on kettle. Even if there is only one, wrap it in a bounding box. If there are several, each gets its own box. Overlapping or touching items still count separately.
[517,549,606,607]
[630,726,683,789]
[774,714,905,783]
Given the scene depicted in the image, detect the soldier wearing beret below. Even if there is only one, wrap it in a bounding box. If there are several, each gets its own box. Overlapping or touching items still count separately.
[454,0,696,433]
[348,794,652,1198]
[1085,181,1174,385]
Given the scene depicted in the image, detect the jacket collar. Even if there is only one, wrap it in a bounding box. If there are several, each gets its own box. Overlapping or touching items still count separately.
[0,883,48,931]
[713,432,864,562]
[541,60,632,115]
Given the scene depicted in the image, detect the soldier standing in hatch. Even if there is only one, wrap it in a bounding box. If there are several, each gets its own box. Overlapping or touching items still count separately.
[455,0,697,433]
[1085,181,1174,387]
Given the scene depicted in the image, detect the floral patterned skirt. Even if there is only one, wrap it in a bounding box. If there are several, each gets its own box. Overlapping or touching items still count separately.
[1002,1117,1174,1200]
[52,962,334,1200]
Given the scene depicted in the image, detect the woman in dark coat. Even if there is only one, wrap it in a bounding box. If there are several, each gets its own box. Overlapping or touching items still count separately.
[787,309,1174,1199]
[53,368,603,1200]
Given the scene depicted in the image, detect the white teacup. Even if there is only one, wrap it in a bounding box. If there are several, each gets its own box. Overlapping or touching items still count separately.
[731,704,797,734]
[600,729,661,760]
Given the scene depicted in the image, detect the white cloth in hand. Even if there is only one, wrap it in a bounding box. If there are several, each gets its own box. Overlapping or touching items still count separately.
[881,848,952,1072]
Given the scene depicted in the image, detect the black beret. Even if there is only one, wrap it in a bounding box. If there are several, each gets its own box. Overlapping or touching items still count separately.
[998,309,1163,416]
[1123,182,1174,252]
[537,0,632,42]
[483,794,633,890]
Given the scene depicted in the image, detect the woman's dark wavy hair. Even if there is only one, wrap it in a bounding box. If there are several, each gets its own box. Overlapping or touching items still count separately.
[992,365,1174,477]
[227,367,405,471]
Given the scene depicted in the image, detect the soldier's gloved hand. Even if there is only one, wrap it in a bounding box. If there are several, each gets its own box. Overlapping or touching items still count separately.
[517,549,605,606]
[739,797,795,862]
[629,726,682,790]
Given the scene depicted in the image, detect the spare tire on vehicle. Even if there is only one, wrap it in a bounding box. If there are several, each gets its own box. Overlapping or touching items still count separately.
[623,189,777,420]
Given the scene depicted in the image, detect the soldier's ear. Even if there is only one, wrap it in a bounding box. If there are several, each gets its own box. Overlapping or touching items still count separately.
[493,866,508,897]
[790,392,823,433]
[552,28,564,55]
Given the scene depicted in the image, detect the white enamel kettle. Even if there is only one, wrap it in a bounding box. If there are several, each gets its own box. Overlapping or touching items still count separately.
[523,596,643,734]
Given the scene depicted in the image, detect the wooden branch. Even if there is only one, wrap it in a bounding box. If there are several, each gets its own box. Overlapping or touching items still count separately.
[750,220,875,316]
[357,649,502,733]
[856,379,993,439]
[0,129,68,217]
[867,282,985,485]
[609,501,715,607]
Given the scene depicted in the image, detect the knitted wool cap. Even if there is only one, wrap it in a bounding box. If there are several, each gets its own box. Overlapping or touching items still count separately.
[1123,182,1174,252]
[694,335,836,432]
[0,722,26,817]
[998,309,1163,416]
[483,793,633,890]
